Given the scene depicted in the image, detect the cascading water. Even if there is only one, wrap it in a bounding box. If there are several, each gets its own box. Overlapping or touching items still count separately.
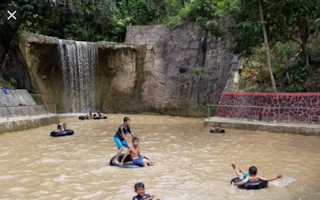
[59,40,98,113]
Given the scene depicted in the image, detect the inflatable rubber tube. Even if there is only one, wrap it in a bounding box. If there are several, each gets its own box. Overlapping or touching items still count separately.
[94,116,107,120]
[230,177,268,190]
[79,116,87,120]
[109,154,148,168]
[51,130,74,137]
[210,129,225,133]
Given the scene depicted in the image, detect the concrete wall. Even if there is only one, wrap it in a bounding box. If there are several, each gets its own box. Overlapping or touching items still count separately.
[204,117,320,136]
[0,89,47,118]
[0,115,59,134]
[0,89,36,106]
[217,92,320,124]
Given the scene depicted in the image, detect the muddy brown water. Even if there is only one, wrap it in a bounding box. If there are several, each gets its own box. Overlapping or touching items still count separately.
[0,114,319,200]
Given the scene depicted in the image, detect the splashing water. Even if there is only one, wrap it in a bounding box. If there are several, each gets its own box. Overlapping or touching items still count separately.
[271,175,295,187]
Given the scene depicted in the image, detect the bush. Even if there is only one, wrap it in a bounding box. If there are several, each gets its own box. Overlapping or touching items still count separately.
[191,67,203,75]
[308,38,320,63]
[164,16,184,29]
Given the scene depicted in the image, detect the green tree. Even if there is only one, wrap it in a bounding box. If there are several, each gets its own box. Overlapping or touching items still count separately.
[258,1,276,92]
[290,0,320,66]
[232,0,276,92]
[0,0,59,68]
[64,0,117,41]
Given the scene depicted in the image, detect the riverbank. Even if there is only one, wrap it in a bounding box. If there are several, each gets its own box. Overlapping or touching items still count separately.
[0,114,59,134]
[204,117,320,136]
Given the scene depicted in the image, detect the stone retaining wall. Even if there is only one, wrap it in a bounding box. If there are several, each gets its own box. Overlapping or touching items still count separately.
[0,115,59,134]
[204,117,320,136]
[0,89,47,118]
[216,92,320,123]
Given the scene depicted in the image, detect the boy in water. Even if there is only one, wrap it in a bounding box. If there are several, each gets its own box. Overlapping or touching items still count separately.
[62,123,68,131]
[113,117,134,164]
[232,163,249,182]
[210,124,222,132]
[86,111,93,119]
[232,164,283,186]
[120,137,154,167]
[57,124,63,132]
[133,182,159,200]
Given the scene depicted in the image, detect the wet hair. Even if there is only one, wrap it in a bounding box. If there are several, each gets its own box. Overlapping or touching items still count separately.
[134,182,145,190]
[62,123,67,126]
[57,124,62,129]
[93,114,97,117]
[124,116,131,122]
[132,137,139,143]
[249,166,257,175]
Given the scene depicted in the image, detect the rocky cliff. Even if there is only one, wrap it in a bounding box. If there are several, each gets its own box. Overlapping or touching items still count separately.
[17,22,241,116]
[125,22,241,113]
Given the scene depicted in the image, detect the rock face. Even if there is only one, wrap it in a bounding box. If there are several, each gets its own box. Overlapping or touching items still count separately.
[20,34,140,113]
[125,22,242,114]
[0,39,33,91]
[20,35,63,110]
[20,22,241,116]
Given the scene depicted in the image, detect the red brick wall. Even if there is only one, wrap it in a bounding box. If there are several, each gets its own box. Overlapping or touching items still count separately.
[216,92,320,123]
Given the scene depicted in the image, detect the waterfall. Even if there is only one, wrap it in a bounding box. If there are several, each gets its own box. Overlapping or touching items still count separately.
[59,40,98,113]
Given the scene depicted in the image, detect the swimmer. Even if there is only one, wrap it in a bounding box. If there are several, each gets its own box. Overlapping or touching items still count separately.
[133,182,160,200]
[57,124,63,132]
[120,137,154,167]
[113,117,134,164]
[210,124,222,132]
[232,165,283,186]
[232,163,249,182]
[62,123,67,131]
[86,111,93,119]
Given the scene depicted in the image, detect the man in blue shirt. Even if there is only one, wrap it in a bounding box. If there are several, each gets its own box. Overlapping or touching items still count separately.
[113,117,134,164]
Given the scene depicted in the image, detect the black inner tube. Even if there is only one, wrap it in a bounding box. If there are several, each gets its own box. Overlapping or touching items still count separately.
[109,154,148,168]
[79,116,87,120]
[210,129,225,133]
[231,177,268,190]
[94,116,107,120]
[79,116,107,120]
[50,130,74,137]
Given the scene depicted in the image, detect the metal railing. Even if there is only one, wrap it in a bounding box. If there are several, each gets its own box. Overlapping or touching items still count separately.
[207,104,320,124]
[0,103,56,121]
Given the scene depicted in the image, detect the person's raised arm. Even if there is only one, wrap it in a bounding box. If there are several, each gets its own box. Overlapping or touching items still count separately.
[239,163,246,174]
[259,175,283,182]
[233,177,249,186]
[120,148,131,165]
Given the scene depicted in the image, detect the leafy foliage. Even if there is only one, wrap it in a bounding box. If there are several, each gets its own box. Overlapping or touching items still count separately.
[191,67,203,75]
[1,0,320,92]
